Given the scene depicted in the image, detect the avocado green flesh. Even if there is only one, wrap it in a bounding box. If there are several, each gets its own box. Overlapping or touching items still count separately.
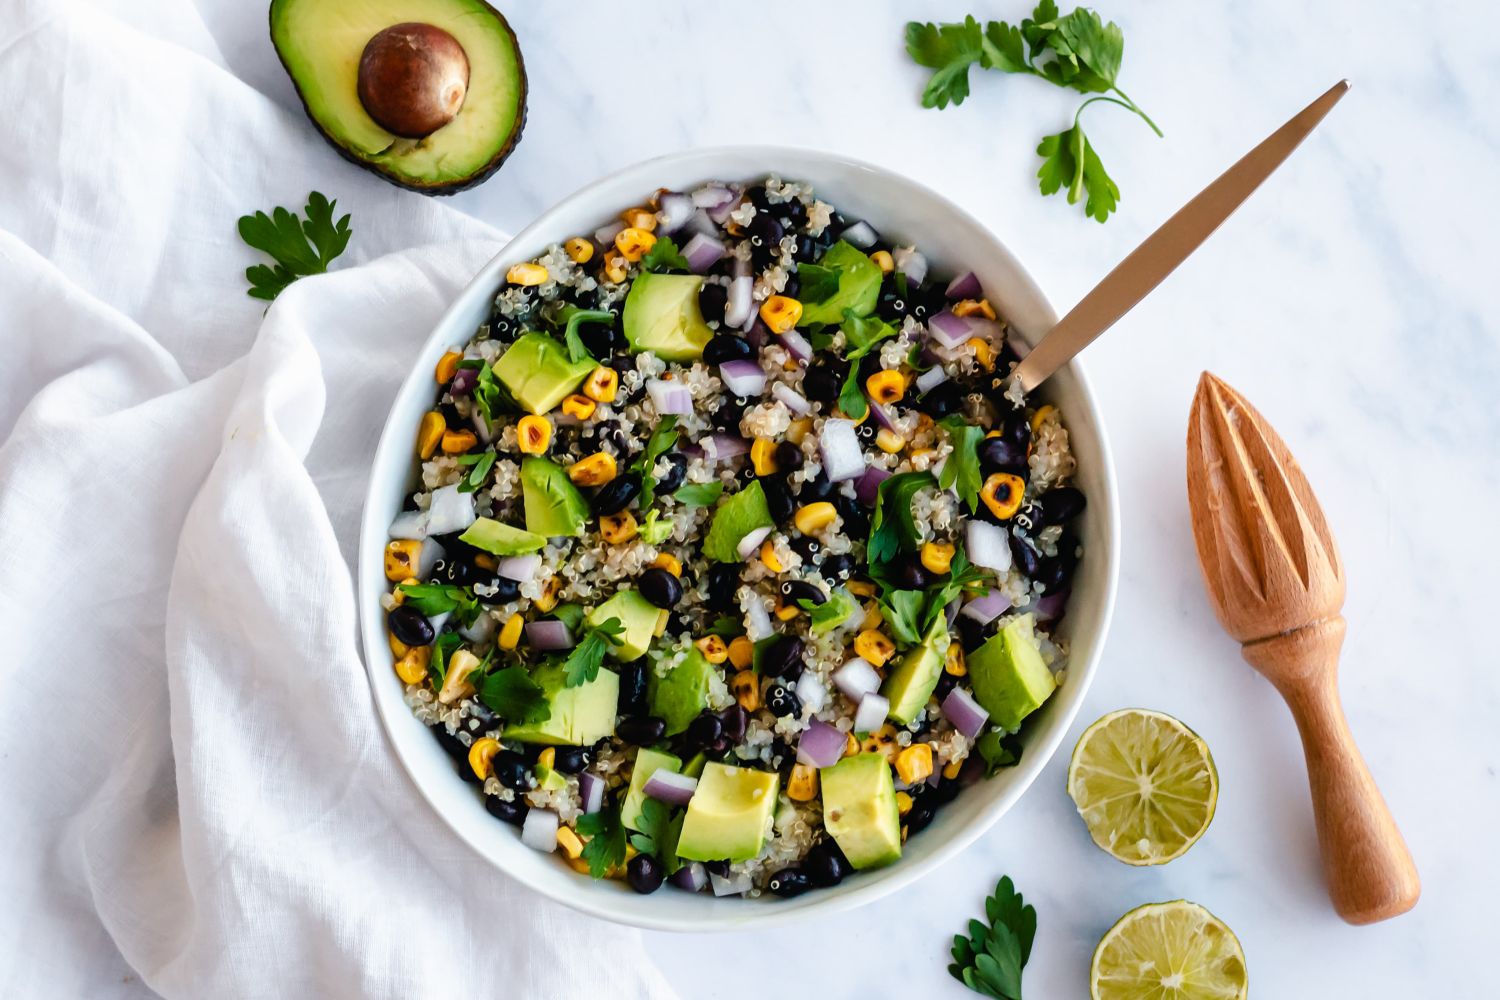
[648,649,716,737]
[881,615,950,725]
[494,333,594,415]
[702,480,773,563]
[520,457,588,538]
[586,589,661,662]
[676,763,779,862]
[799,241,882,326]
[967,614,1057,732]
[821,752,902,870]
[622,273,715,361]
[501,664,618,745]
[621,748,681,832]
[457,517,545,555]
[269,0,526,191]
[534,764,567,791]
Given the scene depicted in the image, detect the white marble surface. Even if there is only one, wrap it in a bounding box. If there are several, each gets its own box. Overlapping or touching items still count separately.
[247,0,1496,995]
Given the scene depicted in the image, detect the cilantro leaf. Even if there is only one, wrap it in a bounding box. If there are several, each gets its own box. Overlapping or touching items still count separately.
[238,191,352,302]
[626,798,683,875]
[641,236,690,273]
[563,616,625,687]
[868,471,936,565]
[638,509,674,544]
[674,481,724,507]
[576,805,630,879]
[841,309,898,360]
[905,16,985,109]
[796,262,841,305]
[474,664,551,725]
[456,449,497,494]
[559,307,617,363]
[948,875,1037,999]
[976,728,1026,777]
[837,364,869,422]
[939,416,985,513]
[630,415,680,509]
[797,588,858,634]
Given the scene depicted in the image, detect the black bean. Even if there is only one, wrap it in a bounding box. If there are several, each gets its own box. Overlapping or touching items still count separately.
[387,605,434,646]
[819,553,854,583]
[433,727,472,769]
[638,568,684,609]
[779,198,809,229]
[591,473,642,516]
[578,321,621,359]
[804,840,850,888]
[835,494,870,536]
[617,715,667,745]
[760,635,806,680]
[429,557,474,587]
[552,745,592,774]
[746,184,773,212]
[627,854,664,894]
[491,750,530,791]
[905,802,936,835]
[780,579,826,607]
[618,661,649,717]
[711,396,749,433]
[473,575,521,606]
[789,534,822,561]
[704,735,732,760]
[979,435,1028,473]
[855,421,876,444]
[781,273,800,300]
[656,453,688,496]
[485,796,527,826]
[930,777,962,804]
[1009,532,1042,578]
[1034,486,1086,526]
[890,554,934,590]
[766,683,801,717]
[797,471,836,503]
[774,441,804,472]
[760,475,794,524]
[702,333,753,365]
[801,359,847,403]
[934,670,959,700]
[720,704,749,741]
[1002,411,1032,449]
[698,283,729,325]
[706,564,742,613]
[747,214,784,267]
[956,615,999,653]
[915,381,963,419]
[794,234,822,261]
[767,867,812,898]
[685,712,725,753]
[489,312,522,343]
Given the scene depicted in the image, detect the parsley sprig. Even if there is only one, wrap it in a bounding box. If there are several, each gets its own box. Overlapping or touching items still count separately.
[949,875,1038,999]
[576,805,629,878]
[474,664,551,725]
[456,449,497,494]
[396,582,482,626]
[641,236,690,273]
[559,306,617,363]
[631,415,681,509]
[905,4,1161,222]
[627,798,683,874]
[868,471,937,565]
[237,191,352,301]
[562,616,625,687]
[939,416,985,513]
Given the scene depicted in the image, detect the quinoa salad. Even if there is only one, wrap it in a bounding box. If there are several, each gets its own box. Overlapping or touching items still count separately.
[380,176,1086,899]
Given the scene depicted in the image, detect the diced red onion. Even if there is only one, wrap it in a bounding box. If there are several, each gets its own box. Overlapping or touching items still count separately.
[854,692,890,733]
[685,209,720,240]
[710,870,752,896]
[656,191,695,234]
[797,719,847,768]
[718,360,766,397]
[682,233,726,274]
[794,672,827,713]
[524,619,574,651]
[426,485,475,536]
[854,466,891,507]
[915,366,949,395]
[867,401,897,433]
[416,536,445,578]
[669,861,708,892]
[647,378,694,416]
[779,328,813,363]
[893,247,928,286]
[389,509,429,541]
[496,554,541,582]
[834,657,882,702]
[928,310,973,349]
[966,520,1013,573]
[744,594,773,641]
[578,772,605,814]
[942,687,990,739]
[449,366,478,396]
[703,432,750,462]
[520,808,558,852]
[594,220,625,246]
[840,220,878,248]
[818,418,865,483]
[693,184,736,210]
[744,319,769,351]
[678,441,705,460]
[470,409,492,445]
[724,275,754,328]
[962,589,1013,625]
[945,598,962,627]
[736,525,772,560]
[643,769,699,806]
[1034,590,1070,622]
[707,191,742,226]
[946,271,982,299]
[772,382,810,416]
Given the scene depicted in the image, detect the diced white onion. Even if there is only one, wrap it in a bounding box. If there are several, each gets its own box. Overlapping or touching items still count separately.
[794,671,828,714]
[854,692,890,733]
[818,418,865,483]
[966,520,1013,573]
[736,525,772,561]
[389,509,429,540]
[520,808,559,852]
[425,485,476,536]
[833,657,882,702]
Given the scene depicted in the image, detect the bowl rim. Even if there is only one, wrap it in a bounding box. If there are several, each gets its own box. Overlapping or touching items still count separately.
[357,145,1120,932]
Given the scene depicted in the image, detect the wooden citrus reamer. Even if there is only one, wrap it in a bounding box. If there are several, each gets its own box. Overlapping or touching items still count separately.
[1186,374,1419,924]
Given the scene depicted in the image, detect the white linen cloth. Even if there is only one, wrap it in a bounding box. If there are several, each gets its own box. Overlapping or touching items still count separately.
[0,0,676,996]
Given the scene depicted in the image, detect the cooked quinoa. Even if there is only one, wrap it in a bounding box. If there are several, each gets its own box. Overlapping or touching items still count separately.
[381,177,1086,899]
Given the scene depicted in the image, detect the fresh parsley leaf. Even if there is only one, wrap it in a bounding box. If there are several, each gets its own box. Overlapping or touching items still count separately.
[948,875,1037,999]
[707,616,745,638]
[796,262,841,304]
[563,617,625,687]
[837,364,869,421]
[905,15,986,110]
[939,416,985,513]
[674,481,724,507]
[868,471,936,565]
[1037,121,1120,222]
[456,449,497,494]
[470,361,506,421]
[631,415,680,509]
[797,588,858,634]
[429,631,463,691]
[396,582,479,622]
[841,309,897,360]
[923,548,988,630]
[238,191,352,302]
[976,728,1026,776]
[576,805,629,878]
[559,307,617,363]
[876,588,926,646]
[474,664,551,725]
[638,509,674,545]
[641,235,690,273]
[806,328,836,352]
[626,798,683,875]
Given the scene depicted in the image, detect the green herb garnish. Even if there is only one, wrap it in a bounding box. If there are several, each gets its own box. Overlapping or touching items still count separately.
[429,631,464,691]
[674,481,725,507]
[796,262,841,304]
[876,588,927,646]
[475,664,551,725]
[842,309,898,360]
[396,582,481,625]
[559,306,617,363]
[837,364,869,421]
[576,805,630,878]
[638,509,674,544]
[976,728,1025,776]
[562,616,625,687]
[949,875,1037,998]
[797,588,858,634]
[707,617,745,638]
[641,235,690,273]
[939,416,985,513]
[631,415,681,509]
[627,798,683,875]
[868,471,937,564]
[238,191,353,301]
[456,449,498,494]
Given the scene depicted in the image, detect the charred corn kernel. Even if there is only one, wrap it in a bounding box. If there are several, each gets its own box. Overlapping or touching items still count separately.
[568,856,592,875]
[696,635,729,664]
[875,428,906,454]
[602,248,628,284]
[732,669,760,711]
[467,737,501,780]
[391,576,417,606]
[860,724,899,762]
[759,295,803,334]
[536,747,555,770]
[759,538,784,573]
[843,732,860,758]
[944,642,967,677]
[441,428,477,454]
[794,501,837,535]
[388,631,411,658]
[854,629,895,668]
[473,553,499,572]
[785,417,812,445]
[728,636,754,670]
[896,744,934,785]
[952,298,997,321]
[967,337,996,371]
[556,826,584,859]
[865,369,905,405]
[614,227,656,262]
[440,649,480,704]
[385,540,422,581]
[651,553,682,577]
[1029,404,1056,435]
[985,429,1003,439]
[620,207,657,232]
[859,601,884,631]
[507,262,548,286]
[654,609,670,637]
[582,365,619,403]
[600,511,638,544]
[980,472,1026,520]
[846,577,876,598]
[788,763,819,802]
[870,249,895,273]
[533,576,561,613]
[568,451,617,486]
[773,595,801,621]
[435,350,463,384]
[895,790,914,816]
[750,437,780,476]
[564,237,594,264]
[394,645,430,685]
[561,394,597,420]
[416,410,446,459]
[909,447,937,465]
[921,541,955,575]
[499,613,524,651]
[942,757,964,780]
[516,414,552,455]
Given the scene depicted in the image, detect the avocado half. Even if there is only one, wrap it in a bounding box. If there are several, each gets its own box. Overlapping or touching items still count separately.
[269,0,527,195]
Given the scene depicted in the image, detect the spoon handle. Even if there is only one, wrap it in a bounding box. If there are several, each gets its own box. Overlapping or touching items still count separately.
[1241,617,1421,925]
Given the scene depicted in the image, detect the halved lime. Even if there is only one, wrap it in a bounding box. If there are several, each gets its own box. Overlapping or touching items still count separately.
[1091,900,1248,1000]
[1067,708,1217,865]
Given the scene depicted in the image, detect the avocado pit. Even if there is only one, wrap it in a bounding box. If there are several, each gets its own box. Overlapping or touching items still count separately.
[357,22,470,139]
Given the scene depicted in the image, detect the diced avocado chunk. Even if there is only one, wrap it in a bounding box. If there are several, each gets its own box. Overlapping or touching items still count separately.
[502,664,619,745]
[967,614,1057,732]
[676,762,780,863]
[521,457,589,538]
[881,614,950,725]
[702,480,774,563]
[820,752,902,870]
[534,763,568,791]
[622,273,714,361]
[799,241,882,326]
[458,516,546,556]
[622,747,681,832]
[493,332,594,415]
[586,589,661,662]
[649,648,717,737]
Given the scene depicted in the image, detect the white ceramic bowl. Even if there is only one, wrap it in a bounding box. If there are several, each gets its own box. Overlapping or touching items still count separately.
[358,147,1118,932]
